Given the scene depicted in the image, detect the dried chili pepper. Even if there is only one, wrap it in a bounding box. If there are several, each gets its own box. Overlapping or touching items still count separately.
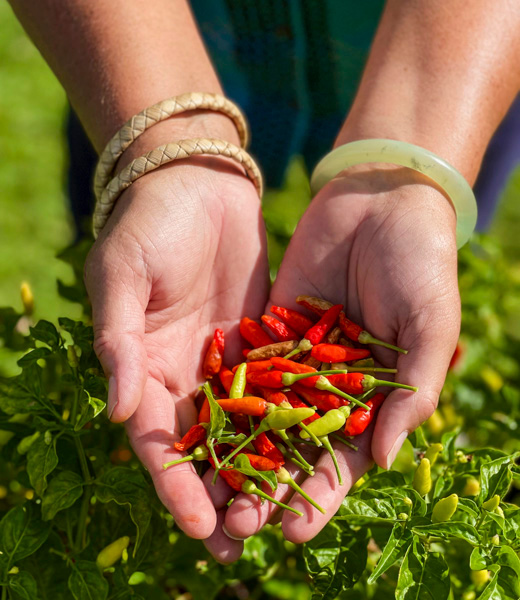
[239,317,273,348]
[270,306,315,336]
[252,430,285,467]
[432,494,458,523]
[261,315,299,342]
[217,397,268,416]
[326,372,417,393]
[246,340,299,361]
[338,312,407,354]
[304,304,343,345]
[343,393,385,436]
[311,344,371,363]
[202,328,225,379]
[325,326,342,344]
[173,424,207,452]
[296,295,333,316]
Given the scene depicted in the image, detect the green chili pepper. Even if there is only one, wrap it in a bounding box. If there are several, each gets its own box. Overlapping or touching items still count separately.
[241,480,303,516]
[16,431,40,455]
[299,406,350,439]
[462,477,480,496]
[413,458,432,496]
[424,443,443,466]
[432,493,458,523]
[96,536,130,569]
[229,363,247,399]
[276,467,325,513]
[482,494,500,511]
[162,444,209,470]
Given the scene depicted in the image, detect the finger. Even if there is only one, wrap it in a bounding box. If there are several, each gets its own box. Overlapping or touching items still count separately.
[282,434,373,544]
[203,467,235,510]
[371,304,460,470]
[203,510,244,564]
[126,378,217,539]
[85,243,149,422]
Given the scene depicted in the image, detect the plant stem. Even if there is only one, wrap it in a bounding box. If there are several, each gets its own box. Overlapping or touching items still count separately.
[74,484,91,552]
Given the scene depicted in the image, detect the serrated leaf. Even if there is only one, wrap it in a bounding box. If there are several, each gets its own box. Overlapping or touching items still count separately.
[29,320,61,348]
[41,471,84,520]
[368,523,413,584]
[74,390,106,431]
[0,504,50,568]
[8,570,38,600]
[68,560,108,600]
[95,467,151,553]
[27,434,58,496]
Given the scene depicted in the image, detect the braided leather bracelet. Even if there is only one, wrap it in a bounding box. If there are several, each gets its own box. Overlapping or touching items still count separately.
[94,92,250,200]
[92,138,263,238]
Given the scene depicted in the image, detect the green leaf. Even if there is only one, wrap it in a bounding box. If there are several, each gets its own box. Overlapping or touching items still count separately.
[29,320,61,348]
[74,390,106,431]
[412,521,480,545]
[396,538,450,600]
[27,434,58,496]
[68,560,109,600]
[0,504,50,569]
[8,570,38,600]
[202,382,225,439]
[368,523,413,584]
[17,347,52,367]
[95,467,151,553]
[41,471,84,520]
[470,546,489,570]
[0,364,43,415]
[478,453,520,505]
[478,567,501,600]
[440,429,460,462]
[233,454,277,491]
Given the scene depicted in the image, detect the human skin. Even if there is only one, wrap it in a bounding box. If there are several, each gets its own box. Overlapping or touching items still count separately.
[8,0,520,561]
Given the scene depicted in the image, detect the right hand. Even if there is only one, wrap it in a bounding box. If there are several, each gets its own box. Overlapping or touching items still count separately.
[85,147,269,561]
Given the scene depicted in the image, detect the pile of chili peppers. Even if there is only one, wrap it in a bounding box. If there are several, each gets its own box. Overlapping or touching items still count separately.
[163,295,417,517]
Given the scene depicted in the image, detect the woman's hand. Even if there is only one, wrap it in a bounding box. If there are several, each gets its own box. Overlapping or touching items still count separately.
[84,158,269,559]
[223,166,460,543]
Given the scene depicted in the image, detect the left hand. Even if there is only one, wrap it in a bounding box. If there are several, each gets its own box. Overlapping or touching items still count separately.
[223,165,461,543]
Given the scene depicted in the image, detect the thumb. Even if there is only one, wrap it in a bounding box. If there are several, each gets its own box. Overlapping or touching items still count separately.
[85,247,149,423]
[371,303,460,469]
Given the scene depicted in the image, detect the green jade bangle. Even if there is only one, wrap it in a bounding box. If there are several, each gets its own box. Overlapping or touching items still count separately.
[310,139,477,249]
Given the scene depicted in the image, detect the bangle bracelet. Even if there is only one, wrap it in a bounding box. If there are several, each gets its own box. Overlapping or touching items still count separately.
[92,138,263,238]
[310,139,477,249]
[94,92,250,200]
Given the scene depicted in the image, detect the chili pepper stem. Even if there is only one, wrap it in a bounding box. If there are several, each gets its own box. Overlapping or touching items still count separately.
[330,433,358,451]
[350,367,398,374]
[246,486,303,517]
[286,478,326,514]
[366,377,418,392]
[299,422,323,447]
[358,331,408,354]
[320,435,343,486]
[248,415,255,434]
[316,377,371,410]
[277,430,315,474]
[283,338,313,360]
[289,456,314,474]
[163,455,194,469]
[208,439,223,485]
[218,424,268,470]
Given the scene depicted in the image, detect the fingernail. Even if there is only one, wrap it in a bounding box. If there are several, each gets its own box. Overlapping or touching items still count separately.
[107,376,118,420]
[222,524,247,541]
[386,430,408,469]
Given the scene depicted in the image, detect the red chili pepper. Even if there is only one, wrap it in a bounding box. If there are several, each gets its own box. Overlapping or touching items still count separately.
[198,398,210,424]
[449,342,463,370]
[304,304,343,345]
[284,391,320,424]
[242,348,252,358]
[247,370,284,389]
[338,312,407,354]
[344,393,385,436]
[270,357,320,387]
[217,397,267,416]
[173,424,207,452]
[218,366,235,394]
[233,360,273,373]
[291,383,344,411]
[237,452,278,471]
[261,315,299,342]
[311,344,371,363]
[326,373,418,394]
[296,295,333,316]
[202,328,225,379]
[239,317,273,348]
[230,413,250,435]
[270,306,315,336]
[252,431,285,467]
[208,457,247,492]
[255,387,288,406]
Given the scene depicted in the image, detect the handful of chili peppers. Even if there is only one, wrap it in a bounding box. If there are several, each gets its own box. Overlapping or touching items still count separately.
[163,295,417,517]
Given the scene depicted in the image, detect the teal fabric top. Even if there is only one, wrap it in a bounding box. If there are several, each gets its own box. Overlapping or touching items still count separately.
[191,0,385,186]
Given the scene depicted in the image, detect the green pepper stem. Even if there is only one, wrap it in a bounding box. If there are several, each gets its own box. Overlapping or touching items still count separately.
[282,370,348,386]
[162,455,194,469]
[285,478,326,514]
[370,378,418,392]
[289,456,315,475]
[218,424,267,470]
[283,338,313,360]
[298,422,323,447]
[358,331,408,354]
[330,433,358,451]
[320,436,343,486]
[246,484,303,516]
[349,367,398,373]
[316,378,371,410]
[277,430,315,474]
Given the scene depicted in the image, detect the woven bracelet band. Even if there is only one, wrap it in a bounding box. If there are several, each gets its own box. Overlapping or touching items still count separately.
[310,139,477,249]
[94,92,250,200]
[92,138,263,238]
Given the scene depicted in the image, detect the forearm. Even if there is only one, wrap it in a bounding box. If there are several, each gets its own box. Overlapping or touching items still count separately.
[337,1,520,183]
[8,0,237,151]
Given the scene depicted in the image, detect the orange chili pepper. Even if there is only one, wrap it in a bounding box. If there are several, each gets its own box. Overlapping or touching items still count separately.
[284,391,320,424]
[217,397,268,416]
[252,431,285,467]
[198,398,210,424]
[233,360,273,373]
[202,329,225,379]
[270,306,315,336]
[327,373,417,394]
[261,315,299,342]
[247,370,284,388]
[218,366,235,394]
[292,383,343,411]
[237,452,278,471]
[311,344,371,363]
[239,317,273,348]
[304,304,343,345]
[173,424,207,452]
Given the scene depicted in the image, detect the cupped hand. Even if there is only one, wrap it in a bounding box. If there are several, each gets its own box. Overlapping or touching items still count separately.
[224,165,461,543]
[84,158,269,553]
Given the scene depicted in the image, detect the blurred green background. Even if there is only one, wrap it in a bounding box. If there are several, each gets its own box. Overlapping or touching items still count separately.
[1,0,520,322]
